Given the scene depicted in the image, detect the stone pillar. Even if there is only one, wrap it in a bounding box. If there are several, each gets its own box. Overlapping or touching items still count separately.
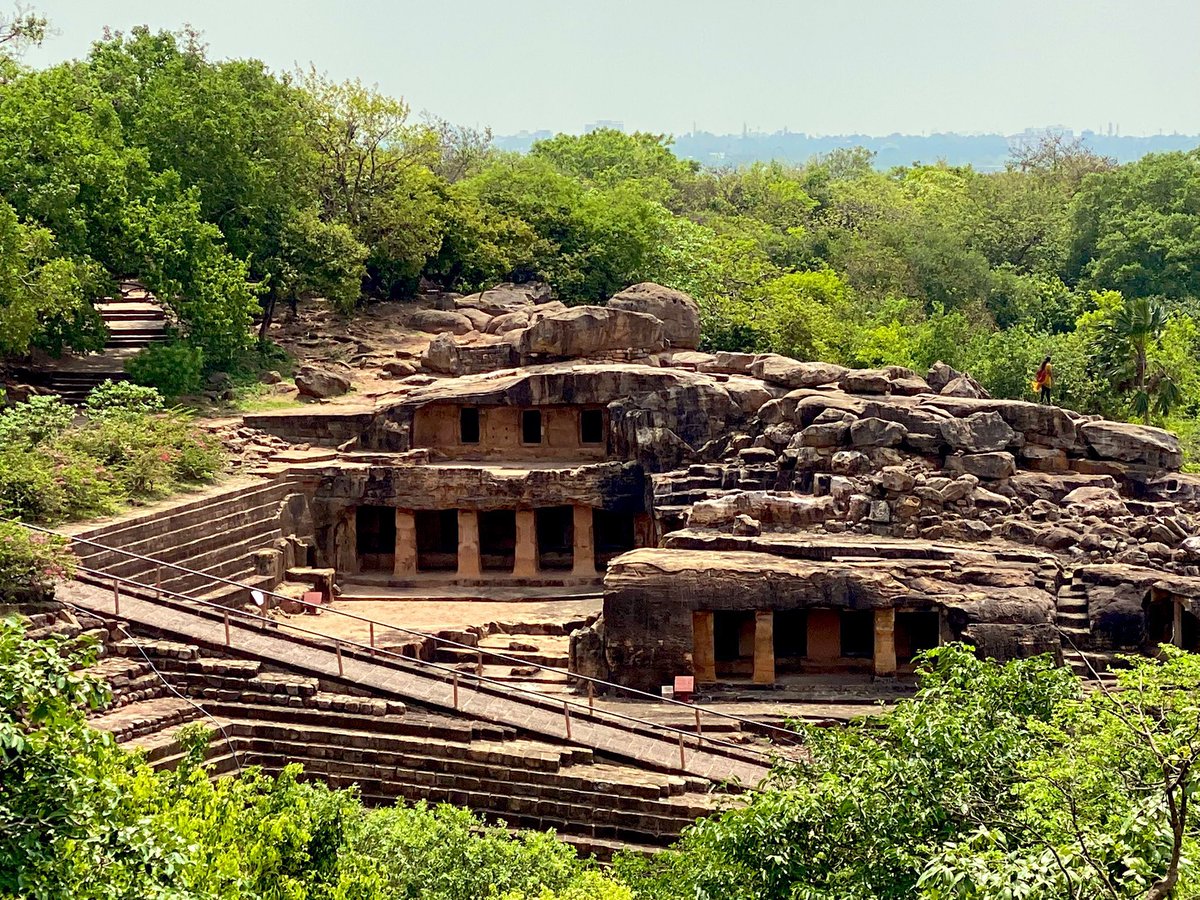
[334,509,358,575]
[394,509,417,576]
[456,509,481,579]
[693,611,716,683]
[1174,598,1185,648]
[753,610,775,685]
[874,607,897,677]
[572,505,595,576]
[513,508,538,578]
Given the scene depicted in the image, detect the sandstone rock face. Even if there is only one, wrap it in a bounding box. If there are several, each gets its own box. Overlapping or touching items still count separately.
[607,283,701,350]
[687,492,835,528]
[946,451,1017,480]
[515,306,666,359]
[928,360,990,398]
[294,364,351,399]
[699,351,759,375]
[849,417,907,448]
[1062,485,1130,518]
[751,356,847,389]
[421,333,460,375]
[942,411,1015,453]
[1079,420,1183,469]
[458,307,493,331]
[455,281,554,317]
[407,309,475,335]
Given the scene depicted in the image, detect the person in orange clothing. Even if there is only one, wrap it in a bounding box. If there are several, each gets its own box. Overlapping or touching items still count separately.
[1034,356,1054,405]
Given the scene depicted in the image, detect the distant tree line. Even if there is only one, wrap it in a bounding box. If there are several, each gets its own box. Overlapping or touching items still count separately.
[2,23,1200,454]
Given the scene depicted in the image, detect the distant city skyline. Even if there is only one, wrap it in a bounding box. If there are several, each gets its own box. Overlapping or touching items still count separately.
[20,0,1200,137]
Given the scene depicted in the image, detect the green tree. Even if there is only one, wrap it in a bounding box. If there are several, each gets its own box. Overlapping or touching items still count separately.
[1100,293,1182,424]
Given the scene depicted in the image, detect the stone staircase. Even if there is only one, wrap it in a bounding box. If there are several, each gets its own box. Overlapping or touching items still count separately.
[80,633,729,857]
[438,631,574,692]
[94,297,167,350]
[1055,576,1124,682]
[67,478,300,606]
[27,285,167,403]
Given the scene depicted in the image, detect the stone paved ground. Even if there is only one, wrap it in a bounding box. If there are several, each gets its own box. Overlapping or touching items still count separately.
[321,594,602,641]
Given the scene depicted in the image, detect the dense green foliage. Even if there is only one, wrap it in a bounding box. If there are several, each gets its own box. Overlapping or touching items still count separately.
[2,24,1200,448]
[0,523,73,601]
[0,388,221,523]
[7,618,1200,899]
[0,618,627,900]
[614,644,1200,899]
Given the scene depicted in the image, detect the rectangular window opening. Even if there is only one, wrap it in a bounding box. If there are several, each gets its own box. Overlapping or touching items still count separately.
[521,409,543,444]
[459,407,480,444]
[580,408,604,445]
[840,610,874,659]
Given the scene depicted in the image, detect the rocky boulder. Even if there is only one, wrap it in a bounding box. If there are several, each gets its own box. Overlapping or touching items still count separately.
[515,306,665,359]
[1062,485,1130,518]
[455,281,554,317]
[607,283,701,350]
[294,364,351,399]
[750,356,848,389]
[1079,420,1183,469]
[941,411,1015,453]
[698,351,759,376]
[849,417,908,448]
[687,492,836,528]
[407,309,475,335]
[927,361,990,398]
[946,451,1018,480]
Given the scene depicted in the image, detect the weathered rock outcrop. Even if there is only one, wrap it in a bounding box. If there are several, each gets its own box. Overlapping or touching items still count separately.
[515,307,666,360]
[607,283,701,350]
[294,364,351,399]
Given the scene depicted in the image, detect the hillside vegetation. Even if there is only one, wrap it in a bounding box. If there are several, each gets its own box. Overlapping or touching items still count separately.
[1,26,1200,454]
[6,620,1200,899]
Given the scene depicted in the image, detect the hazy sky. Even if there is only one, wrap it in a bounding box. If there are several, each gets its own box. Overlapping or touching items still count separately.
[19,0,1200,136]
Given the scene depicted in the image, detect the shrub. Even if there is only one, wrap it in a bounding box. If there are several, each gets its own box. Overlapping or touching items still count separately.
[85,380,165,417]
[125,341,205,399]
[0,522,75,601]
[63,410,221,500]
[0,448,65,521]
[0,394,75,447]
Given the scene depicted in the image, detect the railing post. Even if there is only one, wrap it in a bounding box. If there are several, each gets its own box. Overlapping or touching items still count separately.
[155,565,162,599]
[563,701,572,739]
[369,621,375,651]
[452,673,459,709]
[679,732,686,768]
[587,680,595,714]
[336,642,344,676]
[112,580,120,615]
[223,608,231,646]
[695,705,702,737]
[476,649,483,676]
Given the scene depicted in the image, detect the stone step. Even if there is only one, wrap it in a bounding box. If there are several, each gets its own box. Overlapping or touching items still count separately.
[200,703,516,744]
[74,481,298,546]
[244,739,717,814]
[293,760,717,843]
[1056,611,1090,626]
[111,638,201,661]
[436,646,569,669]
[75,499,290,575]
[187,569,278,607]
[152,533,285,597]
[90,696,205,742]
[237,720,594,777]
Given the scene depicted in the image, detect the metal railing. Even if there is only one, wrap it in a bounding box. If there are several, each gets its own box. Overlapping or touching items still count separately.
[13,520,802,774]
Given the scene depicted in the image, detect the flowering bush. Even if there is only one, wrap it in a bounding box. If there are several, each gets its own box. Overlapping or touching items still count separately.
[0,523,75,601]
[0,394,222,523]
